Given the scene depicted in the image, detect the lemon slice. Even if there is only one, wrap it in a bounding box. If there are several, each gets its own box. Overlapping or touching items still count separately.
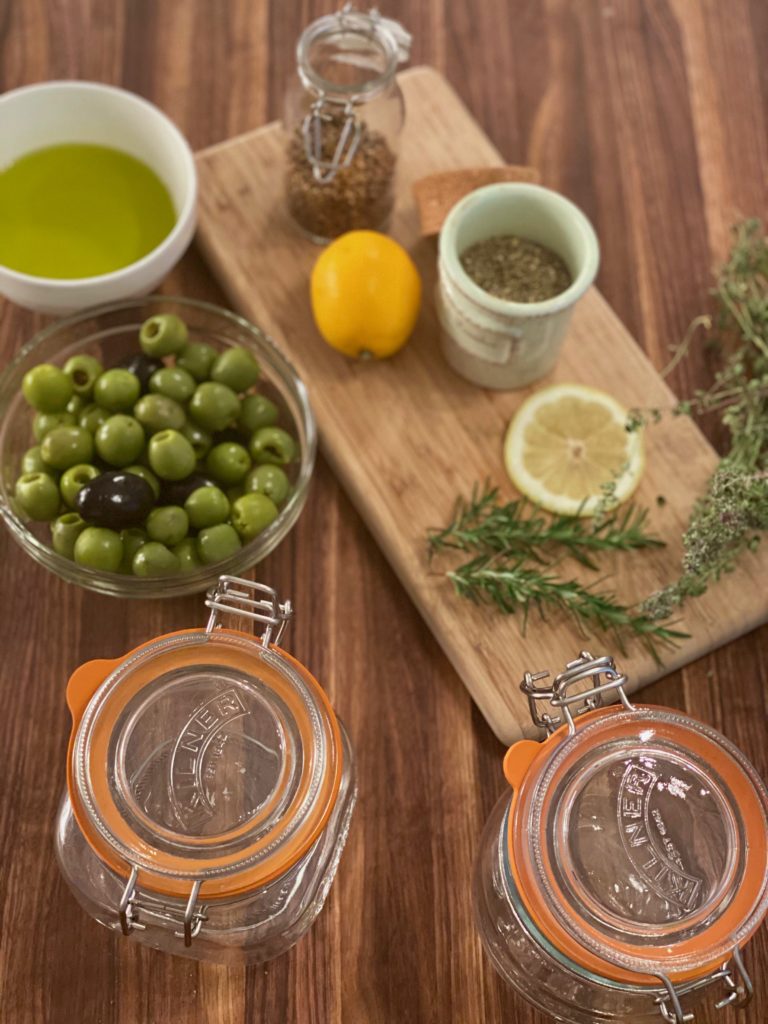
[503,383,644,516]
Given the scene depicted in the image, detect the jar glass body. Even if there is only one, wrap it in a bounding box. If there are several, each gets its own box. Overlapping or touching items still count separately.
[55,720,356,965]
[473,794,706,1023]
[283,13,405,242]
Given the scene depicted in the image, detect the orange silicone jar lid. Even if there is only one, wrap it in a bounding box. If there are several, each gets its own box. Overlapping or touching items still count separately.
[66,625,343,902]
[505,704,768,986]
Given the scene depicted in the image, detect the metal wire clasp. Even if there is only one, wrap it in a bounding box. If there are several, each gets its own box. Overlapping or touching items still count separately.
[654,946,753,1022]
[205,575,293,647]
[118,867,208,947]
[520,651,635,736]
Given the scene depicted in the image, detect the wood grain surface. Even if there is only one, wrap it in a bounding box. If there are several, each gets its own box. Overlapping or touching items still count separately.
[195,65,768,744]
[0,3,766,1023]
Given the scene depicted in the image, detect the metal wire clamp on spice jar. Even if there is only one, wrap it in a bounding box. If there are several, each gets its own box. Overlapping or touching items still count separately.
[284,5,410,243]
[473,652,768,1023]
[55,576,356,964]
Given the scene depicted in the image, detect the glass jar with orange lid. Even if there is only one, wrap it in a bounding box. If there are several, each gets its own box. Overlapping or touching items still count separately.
[55,576,356,963]
[473,652,768,1023]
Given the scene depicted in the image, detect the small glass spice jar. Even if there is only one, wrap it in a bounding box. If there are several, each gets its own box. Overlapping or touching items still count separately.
[474,652,768,1023]
[55,576,356,964]
[283,5,410,243]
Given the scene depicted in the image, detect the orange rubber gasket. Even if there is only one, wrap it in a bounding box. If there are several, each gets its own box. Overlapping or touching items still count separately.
[506,705,768,985]
[66,628,343,900]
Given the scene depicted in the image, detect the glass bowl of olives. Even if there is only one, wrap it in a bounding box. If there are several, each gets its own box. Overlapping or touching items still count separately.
[0,296,316,596]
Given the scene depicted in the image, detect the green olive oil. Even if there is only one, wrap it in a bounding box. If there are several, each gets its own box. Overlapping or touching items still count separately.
[0,143,176,278]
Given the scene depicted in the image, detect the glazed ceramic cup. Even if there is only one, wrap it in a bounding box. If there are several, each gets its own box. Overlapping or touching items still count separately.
[0,81,197,314]
[437,183,599,389]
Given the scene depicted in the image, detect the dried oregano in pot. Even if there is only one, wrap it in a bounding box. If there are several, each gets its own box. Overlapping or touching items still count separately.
[284,8,410,242]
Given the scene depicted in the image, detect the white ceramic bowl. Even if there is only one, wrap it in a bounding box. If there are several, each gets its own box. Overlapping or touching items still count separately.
[437,183,599,389]
[0,81,197,315]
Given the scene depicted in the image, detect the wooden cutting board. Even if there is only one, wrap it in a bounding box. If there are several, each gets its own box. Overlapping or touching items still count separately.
[195,66,768,744]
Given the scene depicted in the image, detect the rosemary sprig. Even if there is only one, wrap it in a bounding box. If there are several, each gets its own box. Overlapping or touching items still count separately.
[447,555,687,660]
[428,481,664,571]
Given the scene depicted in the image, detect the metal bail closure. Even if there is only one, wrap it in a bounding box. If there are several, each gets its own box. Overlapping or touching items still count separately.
[300,4,411,184]
[205,575,292,646]
[520,650,635,735]
[654,946,754,1023]
[302,98,362,184]
[118,867,208,947]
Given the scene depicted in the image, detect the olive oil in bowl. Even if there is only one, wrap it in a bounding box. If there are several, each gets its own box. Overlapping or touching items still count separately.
[0,144,176,279]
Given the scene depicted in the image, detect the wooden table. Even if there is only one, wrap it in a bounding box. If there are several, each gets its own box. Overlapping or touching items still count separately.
[0,3,766,1023]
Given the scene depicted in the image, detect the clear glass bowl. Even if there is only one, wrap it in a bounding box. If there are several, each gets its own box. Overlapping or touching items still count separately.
[0,297,316,597]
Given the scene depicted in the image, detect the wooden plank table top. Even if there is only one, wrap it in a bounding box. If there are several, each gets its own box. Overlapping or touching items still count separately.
[0,3,766,1023]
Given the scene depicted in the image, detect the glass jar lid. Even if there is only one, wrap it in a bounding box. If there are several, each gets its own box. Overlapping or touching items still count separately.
[66,579,343,901]
[505,654,768,985]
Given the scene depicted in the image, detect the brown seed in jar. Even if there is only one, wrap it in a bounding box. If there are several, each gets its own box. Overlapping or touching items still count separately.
[285,117,396,240]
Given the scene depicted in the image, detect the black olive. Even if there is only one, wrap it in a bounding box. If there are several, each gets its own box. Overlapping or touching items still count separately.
[76,470,155,529]
[214,426,247,444]
[159,473,216,506]
[113,352,164,393]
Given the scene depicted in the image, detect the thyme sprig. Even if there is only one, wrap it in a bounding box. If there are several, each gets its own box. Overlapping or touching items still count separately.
[448,555,687,659]
[634,219,768,620]
[428,482,663,570]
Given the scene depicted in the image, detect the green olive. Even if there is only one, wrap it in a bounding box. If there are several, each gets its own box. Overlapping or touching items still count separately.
[78,403,111,435]
[119,527,148,573]
[63,354,103,399]
[132,541,180,576]
[21,445,57,478]
[149,366,197,403]
[176,341,217,381]
[60,463,100,508]
[148,429,197,481]
[33,411,76,443]
[94,415,145,467]
[73,526,123,572]
[93,368,141,412]
[51,512,88,559]
[134,393,186,434]
[22,363,73,413]
[145,505,189,546]
[205,441,251,486]
[139,313,189,358]
[231,492,278,541]
[41,425,94,471]
[181,421,213,460]
[238,394,279,433]
[210,346,261,392]
[172,537,203,572]
[188,382,240,432]
[244,464,290,505]
[197,523,242,565]
[184,485,230,529]
[248,426,298,466]
[15,472,61,521]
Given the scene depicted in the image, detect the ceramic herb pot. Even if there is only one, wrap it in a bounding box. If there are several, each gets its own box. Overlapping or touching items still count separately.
[437,183,599,389]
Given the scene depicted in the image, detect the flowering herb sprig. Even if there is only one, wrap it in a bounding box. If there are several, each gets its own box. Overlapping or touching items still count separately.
[633,219,768,620]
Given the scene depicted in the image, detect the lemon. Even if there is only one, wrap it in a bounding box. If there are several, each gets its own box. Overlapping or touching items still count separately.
[503,383,644,516]
[310,230,421,358]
